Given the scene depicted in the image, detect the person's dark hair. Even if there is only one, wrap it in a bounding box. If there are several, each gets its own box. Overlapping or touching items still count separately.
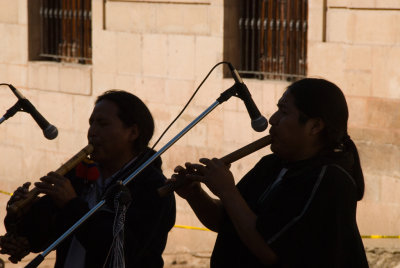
[96,90,154,154]
[287,78,364,200]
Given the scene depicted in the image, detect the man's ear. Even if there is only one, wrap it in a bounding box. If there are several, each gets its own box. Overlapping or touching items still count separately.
[308,118,325,136]
[129,124,140,141]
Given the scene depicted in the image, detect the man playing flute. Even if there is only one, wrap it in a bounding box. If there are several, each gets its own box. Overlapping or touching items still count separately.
[1,90,176,267]
[173,78,369,267]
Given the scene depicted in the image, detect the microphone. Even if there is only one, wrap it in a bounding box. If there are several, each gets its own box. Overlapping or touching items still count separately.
[227,63,268,132]
[8,84,58,140]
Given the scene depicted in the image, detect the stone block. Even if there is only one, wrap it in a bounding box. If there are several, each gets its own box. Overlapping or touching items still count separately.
[308,0,324,42]
[0,0,19,24]
[357,141,400,179]
[345,45,372,71]
[143,34,168,77]
[72,95,93,130]
[6,64,28,89]
[206,118,224,151]
[91,71,116,97]
[58,129,88,154]
[195,37,223,75]
[327,0,349,7]
[371,46,400,99]
[105,1,157,32]
[187,119,207,148]
[0,64,7,84]
[357,201,400,236]
[351,9,400,45]
[0,145,23,180]
[165,79,196,106]
[182,4,210,34]
[194,36,223,80]
[346,96,369,127]
[167,35,195,80]
[223,109,253,143]
[1,24,27,63]
[161,144,198,175]
[3,121,31,148]
[116,32,142,76]
[307,42,346,85]
[381,176,400,204]
[209,4,223,37]
[375,0,400,9]
[346,0,400,9]
[191,77,225,109]
[91,0,103,31]
[362,172,381,203]
[18,0,27,25]
[364,98,400,130]
[350,127,400,147]
[37,91,74,131]
[27,62,44,89]
[45,64,60,92]
[343,70,372,97]
[326,8,351,43]
[347,0,375,8]
[141,77,166,104]
[114,75,147,101]
[59,64,92,95]
[92,30,117,74]
[156,4,209,35]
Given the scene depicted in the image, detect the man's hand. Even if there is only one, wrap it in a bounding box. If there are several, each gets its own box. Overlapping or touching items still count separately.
[0,233,30,263]
[35,172,77,208]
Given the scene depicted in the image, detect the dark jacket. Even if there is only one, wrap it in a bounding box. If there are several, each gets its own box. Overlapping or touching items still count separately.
[8,152,176,267]
[211,153,368,268]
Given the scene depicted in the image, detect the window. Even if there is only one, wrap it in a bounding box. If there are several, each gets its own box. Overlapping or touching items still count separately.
[29,0,92,64]
[224,0,308,81]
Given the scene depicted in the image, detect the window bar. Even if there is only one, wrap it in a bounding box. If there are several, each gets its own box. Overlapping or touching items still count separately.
[267,0,274,77]
[274,0,280,79]
[85,0,92,63]
[296,0,301,76]
[54,1,61,58]
[286,0,291,76]
[259,0,267,79]
[250,0,257,71]
[300,0,308,76]
[39,0,45,57]
[289,0,296,77]
[244,1,250,71]
[279,0,286,79]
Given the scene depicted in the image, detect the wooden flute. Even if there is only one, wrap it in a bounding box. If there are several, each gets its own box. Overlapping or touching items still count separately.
[157,135,272,197]
[7,144,94,217]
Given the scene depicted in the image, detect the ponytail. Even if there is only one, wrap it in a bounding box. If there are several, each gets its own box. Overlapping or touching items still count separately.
[342,135,364,201]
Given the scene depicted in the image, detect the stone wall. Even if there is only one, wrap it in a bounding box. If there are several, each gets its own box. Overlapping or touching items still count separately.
[0,0,399,265]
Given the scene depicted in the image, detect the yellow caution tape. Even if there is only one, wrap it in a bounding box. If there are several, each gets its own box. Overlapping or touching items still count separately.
[172,227,400,239]
[174,225,209,231]
[0,189,398,239]
[0,190,12,196]
[362,235,400,239]
[172,226,400,239]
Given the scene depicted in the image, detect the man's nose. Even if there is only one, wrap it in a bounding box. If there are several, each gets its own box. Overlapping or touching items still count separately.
[269,112,278,126]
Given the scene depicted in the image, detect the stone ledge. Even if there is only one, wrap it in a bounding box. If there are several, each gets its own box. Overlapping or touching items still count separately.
[27,61,92,96]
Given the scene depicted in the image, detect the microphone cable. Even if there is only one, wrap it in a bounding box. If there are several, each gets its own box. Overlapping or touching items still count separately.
[150,61,231,151]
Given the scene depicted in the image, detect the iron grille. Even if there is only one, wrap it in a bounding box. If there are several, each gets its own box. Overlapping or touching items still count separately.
[40,0,92,64]
[238,0,308,80]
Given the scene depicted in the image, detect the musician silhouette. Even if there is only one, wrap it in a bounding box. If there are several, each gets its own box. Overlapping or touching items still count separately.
[1,90,176,267]
[172,78,369,267]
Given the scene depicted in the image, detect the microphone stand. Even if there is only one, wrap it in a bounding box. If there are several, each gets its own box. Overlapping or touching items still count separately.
[0,101,23,125]
[25,84,239,268]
